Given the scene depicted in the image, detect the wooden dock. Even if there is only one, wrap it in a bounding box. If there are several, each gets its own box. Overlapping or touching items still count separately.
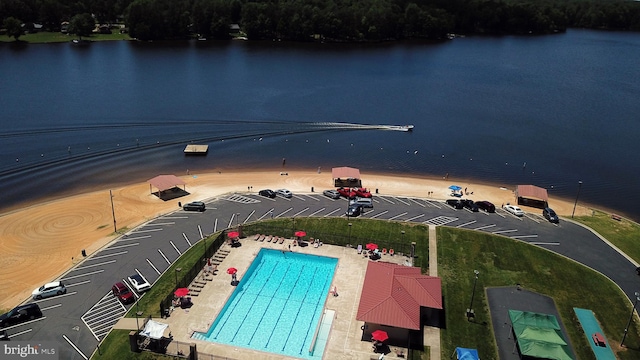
[184,144,209,155]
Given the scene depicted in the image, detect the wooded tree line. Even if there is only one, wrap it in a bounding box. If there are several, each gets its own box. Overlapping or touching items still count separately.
[3,0,640,41]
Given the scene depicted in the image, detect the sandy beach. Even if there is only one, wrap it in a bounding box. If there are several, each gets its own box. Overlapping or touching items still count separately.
[0,169,591,310]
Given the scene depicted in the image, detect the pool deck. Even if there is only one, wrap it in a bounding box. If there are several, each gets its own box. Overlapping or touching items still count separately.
[156,236,425,359]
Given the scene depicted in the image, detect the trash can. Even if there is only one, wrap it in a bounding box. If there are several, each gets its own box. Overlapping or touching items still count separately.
[375,188,379,194]
[81,249,87,257]
[311,187,314,192]
[178,201,182,207]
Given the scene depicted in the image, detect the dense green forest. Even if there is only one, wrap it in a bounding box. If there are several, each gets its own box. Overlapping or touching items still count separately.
[2,0,640,41]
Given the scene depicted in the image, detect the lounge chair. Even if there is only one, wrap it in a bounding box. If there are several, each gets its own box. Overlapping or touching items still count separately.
[259,235,265,242]
[253,234,261,241]
[389,249,394,256]
[357,244,363,254]
[278,237,285,244]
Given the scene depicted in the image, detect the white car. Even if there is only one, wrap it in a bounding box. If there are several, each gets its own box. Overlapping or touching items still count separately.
[503,204,524,217]
[276,189,293,198]
[127,273,151,293]
[32,281,66,300]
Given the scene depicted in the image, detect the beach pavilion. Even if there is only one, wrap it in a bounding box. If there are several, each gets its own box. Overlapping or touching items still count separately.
[508,310,574,360]
[148,175,187,200]
[356,261,442,348]
[515,185,549,209]
[332,166,362,187]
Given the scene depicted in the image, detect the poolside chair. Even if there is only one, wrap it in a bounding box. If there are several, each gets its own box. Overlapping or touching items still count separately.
[357,244,363,254]
[265,235,272,242]
[253,234,260,241]
[259,235,265,242]
[389,249,394,256]
[278,237,285,244]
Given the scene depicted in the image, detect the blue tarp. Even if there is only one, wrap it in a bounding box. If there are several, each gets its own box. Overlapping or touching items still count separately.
[449,185,462,191]
[456,347,479,360]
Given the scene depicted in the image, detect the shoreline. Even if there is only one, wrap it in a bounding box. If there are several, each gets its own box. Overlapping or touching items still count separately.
[0,168,595,310]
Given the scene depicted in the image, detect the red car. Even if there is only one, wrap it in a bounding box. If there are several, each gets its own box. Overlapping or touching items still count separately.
[354,188,372,198]
[112,282,134,304]
[337,187,357,198]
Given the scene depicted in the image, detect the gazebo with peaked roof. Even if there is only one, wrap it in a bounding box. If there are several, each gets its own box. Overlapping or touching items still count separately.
[356,261,442,343]
[331,166,362,187]
[148,175,186,199]
[516,185,549,209]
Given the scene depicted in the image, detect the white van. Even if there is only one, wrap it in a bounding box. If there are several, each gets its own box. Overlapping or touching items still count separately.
[349,197,373,208]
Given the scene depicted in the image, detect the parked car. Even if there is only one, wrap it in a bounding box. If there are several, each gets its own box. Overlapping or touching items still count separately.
[476,201,496,213]
[183,201,205,212]
[32,281,66,300]
[503,204,524,217]
[346,204,363,217]
[258,189,276,198]
[127,273,151,293]
[543,207,559,223]
[354,188,372,198]
[462,200,479,212]
[112,282,134,304]
[337,187,357,198]
[276,189,293,198]
[446,199,464,209]
[323,189,340,199]
[0,304,42,328]
[349,197,374,208]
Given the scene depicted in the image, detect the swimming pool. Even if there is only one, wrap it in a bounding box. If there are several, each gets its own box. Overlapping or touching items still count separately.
[193,249,338,359]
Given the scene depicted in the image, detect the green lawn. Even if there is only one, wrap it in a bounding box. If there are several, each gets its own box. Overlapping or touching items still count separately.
[1,31,131,43]
[92,217,640,359]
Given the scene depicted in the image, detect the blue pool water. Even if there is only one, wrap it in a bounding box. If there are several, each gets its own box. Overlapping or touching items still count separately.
[193,249,338,359]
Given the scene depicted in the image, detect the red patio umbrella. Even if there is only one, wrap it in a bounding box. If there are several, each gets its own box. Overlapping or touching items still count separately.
[371,330,389,342]
[366,243,378,251]
[227,231,240,239]
[174,288,189,297]
[227,267,238,275]
[294,231,307,238]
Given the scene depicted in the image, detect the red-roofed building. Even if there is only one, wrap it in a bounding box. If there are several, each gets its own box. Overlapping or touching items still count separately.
[516,184,549,208]
[356,261,442,343]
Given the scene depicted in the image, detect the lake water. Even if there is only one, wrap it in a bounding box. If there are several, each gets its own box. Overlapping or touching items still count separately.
[1,29,639,220]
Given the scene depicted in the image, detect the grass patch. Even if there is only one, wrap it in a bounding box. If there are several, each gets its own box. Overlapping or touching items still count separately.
[437,226,640,359]
[92,330,173,359]
[575,210,640,263]
[1,31,131,43]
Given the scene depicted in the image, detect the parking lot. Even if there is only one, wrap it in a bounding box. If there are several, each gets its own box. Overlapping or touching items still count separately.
[3,191,638,359]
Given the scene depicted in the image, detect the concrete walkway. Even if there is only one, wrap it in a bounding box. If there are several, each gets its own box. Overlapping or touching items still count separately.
[424,224,441,360]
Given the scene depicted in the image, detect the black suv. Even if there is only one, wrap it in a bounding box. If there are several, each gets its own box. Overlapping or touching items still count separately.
[462,200,479,212]
[346,204,363,217]
[259,189,276,198]
[0,304,42,328]
[183,201,206,212]
[543,207,559,223]
[446,199,464,209]
[475,201,496,213]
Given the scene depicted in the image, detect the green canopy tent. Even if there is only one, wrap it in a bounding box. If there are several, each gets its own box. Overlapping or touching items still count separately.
[508,310,574,360]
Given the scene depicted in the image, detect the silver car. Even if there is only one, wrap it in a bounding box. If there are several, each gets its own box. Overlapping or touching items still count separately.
[32,281,66,300]
[503,204,524,217]
[276,189,293,198]
[323,189,340,199]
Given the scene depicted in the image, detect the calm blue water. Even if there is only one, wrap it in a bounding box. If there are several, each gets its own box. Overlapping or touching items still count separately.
[193,249,337,359]
[1,29,639,220]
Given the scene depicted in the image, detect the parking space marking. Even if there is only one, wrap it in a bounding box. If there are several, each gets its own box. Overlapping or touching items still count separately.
[89,251,128,260]
[324,208,342,217]
[183,233,192,246]
[74,260,116,271]
[258,209,275,221]
[377,196,395,204]
[130,228,163,234]
[425,200,442,208]
[511,234,539,239]
[277,208,294,217]
[292,194,306,201]
[222,194,261,204]
[62,270,104,281]
[406,214,425,222]
[34,292,78,303]
[162,216,189,219]
[158,249,171,264]
[107,242,139,250]
[213,218,219,233]
[118,235,150,242]
[40,304,62,311]
[198,225,204,239]
[67,280,91,287]
[524,214,541,223]
[293,207,310,217]
[63,334,88,360]
[303,194,321,201]
[277,195,292,201]
[148,222,175,226]
[0,317,46,331]
[243,211,255,224]
[147,259,161,275]
[456,220,477,228]
[388,212,408,221]
[393,197,411,206]
[492,229,518,234]
[81,291,127,341]
[8,329,32,338]
[528,241,559,246]
[367,210,388,219]
[409,198,426,207]
[424,216,458,226]
[474,224,496,231]
[308,208,326,217]
[121,279,139,299]
[171,240,182,255]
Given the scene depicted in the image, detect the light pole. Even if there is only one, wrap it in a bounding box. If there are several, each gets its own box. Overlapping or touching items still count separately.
[348,223,352,243]
[467,270,480,320]
[622,291,640,347]
[571,181,582,218]
[236,213,240,227]
[175,268,182,288]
